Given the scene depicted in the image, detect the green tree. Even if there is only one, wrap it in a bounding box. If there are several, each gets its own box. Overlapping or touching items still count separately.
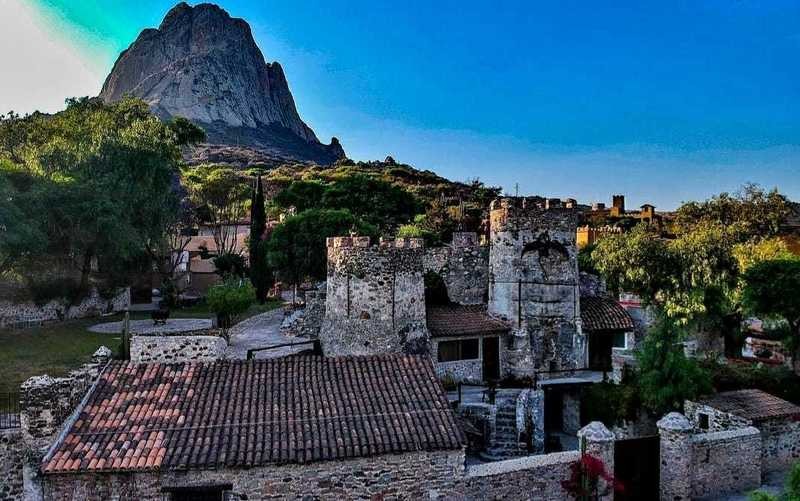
[742,259,800,374]
[266,209,376,291]
[0,97,196,297]
[272,180,326,213]
[182,164,250,255]
[675,184,790,239]
[636,316,712,414]
[248,175,271,303]
[206,278,255,337]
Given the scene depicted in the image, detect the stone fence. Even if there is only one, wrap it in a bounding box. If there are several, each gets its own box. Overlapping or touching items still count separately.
[0,288,130,328]
[658,412,762,500]
[130,333,227,363]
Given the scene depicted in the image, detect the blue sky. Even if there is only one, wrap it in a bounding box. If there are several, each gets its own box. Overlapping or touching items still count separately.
[2,0,799,208]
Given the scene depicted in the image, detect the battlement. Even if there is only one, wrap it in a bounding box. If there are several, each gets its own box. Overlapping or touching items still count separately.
[379,237,425,249]
[489,196,577,212]
[326,236,372,248]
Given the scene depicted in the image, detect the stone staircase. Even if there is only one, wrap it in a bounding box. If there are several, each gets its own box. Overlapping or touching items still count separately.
[481,391,528,460]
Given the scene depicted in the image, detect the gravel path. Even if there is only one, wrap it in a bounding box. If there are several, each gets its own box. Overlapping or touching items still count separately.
[224,309,311,359]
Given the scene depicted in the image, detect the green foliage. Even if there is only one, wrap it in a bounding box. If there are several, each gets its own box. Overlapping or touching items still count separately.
[580,382,640,427]
[266,209,377,284]
[25,276,84,306]
[206,279,255,327]
[249,175,271,303]
[166,116,206,145]
[675,184,790,239]
[272,175,421,233]
[743,259,800,331]
[0,97,186,293]
[577,243,598,275]
[748,461,800,501]
[636,316,712,414]
[212,252,247,278]
[397,215,439,246]
[702,358,800,405]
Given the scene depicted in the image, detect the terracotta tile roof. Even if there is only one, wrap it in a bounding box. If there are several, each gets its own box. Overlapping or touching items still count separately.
[580,296,634,332]
[42,356,464,474]
[696,389,800,422]
[426,304,510,338]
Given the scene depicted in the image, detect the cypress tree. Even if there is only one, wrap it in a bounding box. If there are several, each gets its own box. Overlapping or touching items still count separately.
[249,175,269,303]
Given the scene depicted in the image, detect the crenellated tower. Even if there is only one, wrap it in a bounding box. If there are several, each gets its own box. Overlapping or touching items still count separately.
[488,197,584,376]
[320,236,429,356]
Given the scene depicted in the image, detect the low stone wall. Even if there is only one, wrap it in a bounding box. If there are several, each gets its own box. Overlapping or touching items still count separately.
[684,400,751,432]
[460,451,580,500]
[0,428,24,501]
[435,358,483,384]
[130,334,227,363]
[0,288,130,328]
[690,427,762,499]
[659,412,762,500]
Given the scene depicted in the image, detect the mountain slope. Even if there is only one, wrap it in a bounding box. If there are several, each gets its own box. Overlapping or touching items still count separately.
[99,2,344,165]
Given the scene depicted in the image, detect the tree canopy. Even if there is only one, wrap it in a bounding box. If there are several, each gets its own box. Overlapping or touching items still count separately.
[0,97,203,296]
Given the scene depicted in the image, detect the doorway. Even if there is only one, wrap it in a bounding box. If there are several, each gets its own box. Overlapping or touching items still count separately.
[482,337,500,381]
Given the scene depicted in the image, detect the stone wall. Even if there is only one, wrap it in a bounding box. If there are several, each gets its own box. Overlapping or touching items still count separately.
[38,422,618,500]
[280,284,326,339]
[435,358,483,384]
[129,333,226,363]
[42,449,465,500]
[488,197,584,377]
[0,428,24,501]
[423,232,490,305]
[19,347,112,500]
[459,451,580,500]
[685,399,800,472]
[321,237,429,356]
[690,427,762,499]
[658,412,762,500]
[684,400,752,432]
[757,418,800,472]
[0,288,130,328]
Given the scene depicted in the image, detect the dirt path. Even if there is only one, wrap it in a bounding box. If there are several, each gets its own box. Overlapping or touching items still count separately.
[224,309,311,359]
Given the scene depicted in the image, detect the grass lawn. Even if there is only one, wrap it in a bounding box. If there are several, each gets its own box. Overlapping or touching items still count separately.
[0,299,282,395]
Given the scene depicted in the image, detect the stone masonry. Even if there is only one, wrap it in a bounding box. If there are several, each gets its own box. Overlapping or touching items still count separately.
[423,231,490,305]
[0,288,130,328]
[658,412,762,500]
[129,333,227,363]
[0,428,24,501]
[320,236,430,356]
[488,197,584,376]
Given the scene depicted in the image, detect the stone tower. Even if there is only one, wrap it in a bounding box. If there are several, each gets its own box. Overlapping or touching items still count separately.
[488,197,584,376]
[320,236,429,356]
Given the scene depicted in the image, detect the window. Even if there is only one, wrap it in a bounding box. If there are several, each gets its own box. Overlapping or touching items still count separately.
[438,339,480,362]
[698,413,710,430]
[612,332,627,349]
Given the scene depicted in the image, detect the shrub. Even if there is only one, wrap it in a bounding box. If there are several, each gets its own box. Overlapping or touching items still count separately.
[206,279,255,332]
[580,382,640,427]
[702,359,800,405]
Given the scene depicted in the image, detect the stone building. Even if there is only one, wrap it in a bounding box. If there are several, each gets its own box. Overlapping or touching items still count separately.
[319,236,429,356]
[487,197,584,376]
[685,389,800,472]
[38,355,466,500]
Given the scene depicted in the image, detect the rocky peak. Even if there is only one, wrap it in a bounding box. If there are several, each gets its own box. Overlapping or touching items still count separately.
[99,2,344,165]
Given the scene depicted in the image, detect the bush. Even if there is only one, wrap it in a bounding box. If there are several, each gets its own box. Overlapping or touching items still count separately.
[580,382,640,427]
[26,276,85,306]
[206,279,255,330]
[213,252,247,278]
[702,359,800,405]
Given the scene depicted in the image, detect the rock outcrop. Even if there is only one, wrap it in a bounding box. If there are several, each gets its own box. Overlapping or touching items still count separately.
[99,2,344,166]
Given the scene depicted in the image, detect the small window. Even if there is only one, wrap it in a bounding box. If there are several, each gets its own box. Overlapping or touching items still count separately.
[438,339,480,362]
[698,413,710,430]
[612,332,627,349]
